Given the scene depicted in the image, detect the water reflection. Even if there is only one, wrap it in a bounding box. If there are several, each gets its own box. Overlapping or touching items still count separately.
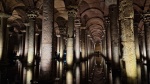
[75,65,80,84]
[1,54,150,84]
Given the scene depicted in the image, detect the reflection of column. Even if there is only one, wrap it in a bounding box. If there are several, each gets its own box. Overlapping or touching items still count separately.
[26,68,33,84]
[40,0,54,80]
[66,70,73,84]
[66,7,76,67]
[109,4,121,84]
[59,61,63,83]
[0,17,4,60]
[137,63,141,84]
[75,64,80,84]
[119,0,137,83]
[27,17,35,66]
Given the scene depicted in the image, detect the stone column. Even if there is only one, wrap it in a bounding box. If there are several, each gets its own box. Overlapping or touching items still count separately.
[24,24,29,60]
[109,4,121,84]
[105,17,112,62]
[143,12,150,84]
[0,14,10,62]
[35,33,39,56]
[66,6,77,84]
[27,13,36,66]
[0,17,4,60]
[40,0,54,81]
[56,35,60,58]
[119,0,137,83]
[75,25,80,62]
[105,17,112,84]
[66,7,76,67]
[59,36,64,59]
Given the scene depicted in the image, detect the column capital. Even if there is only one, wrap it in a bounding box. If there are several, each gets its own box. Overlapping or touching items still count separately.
[27,10,38,20]
[143,12,150,22]
[67,6,77,17]
[104,16,110,24]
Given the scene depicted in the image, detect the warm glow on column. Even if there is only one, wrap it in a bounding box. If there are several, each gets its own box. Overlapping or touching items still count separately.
[60,37,64,59]
[27,49,34,65]
[41,44,52,71]
[24,27,29,57]
[66,38,73,66]
[27,20,34,66]
[75,65,80,84]
[81,62,86,79]
[23,67,27,84]
[66,70,73,84]
[75,28,80,61]
[57,36,60,56]
[0,17,3,60]
[59,61,63,78]
[137,64,141,84]
[26,68,32,84]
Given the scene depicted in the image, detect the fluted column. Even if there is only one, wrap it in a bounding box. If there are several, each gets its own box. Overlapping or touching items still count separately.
[40,0,54,81]
[119,0,137,83]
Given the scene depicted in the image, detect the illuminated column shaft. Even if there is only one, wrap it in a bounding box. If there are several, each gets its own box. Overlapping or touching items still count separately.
[18,34,23,56]
[60,36,64,59]
[75,27,80,62]
[35,33,39,56]
[110,4,120,70]
[145,21,150,64]
[104,20,110,83]
[106,17,112,62]
[66,8,76,67]
[56,35,60,57]
[144,18,150,83]
[109,4,121,84]
[81,29,86,59]
[27,18,35,66]
[40,0,54,80]
[119,0,137,83]
[24,26,29,58]
[0,17,4,60]
[134,24,140,60]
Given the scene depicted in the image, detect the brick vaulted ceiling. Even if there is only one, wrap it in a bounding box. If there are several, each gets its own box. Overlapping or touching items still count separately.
[3,0,150,43]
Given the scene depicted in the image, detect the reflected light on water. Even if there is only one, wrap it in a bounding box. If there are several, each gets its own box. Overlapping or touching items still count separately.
[66,70,73,84]
[75,66,80,84]
[26,68,32,84]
